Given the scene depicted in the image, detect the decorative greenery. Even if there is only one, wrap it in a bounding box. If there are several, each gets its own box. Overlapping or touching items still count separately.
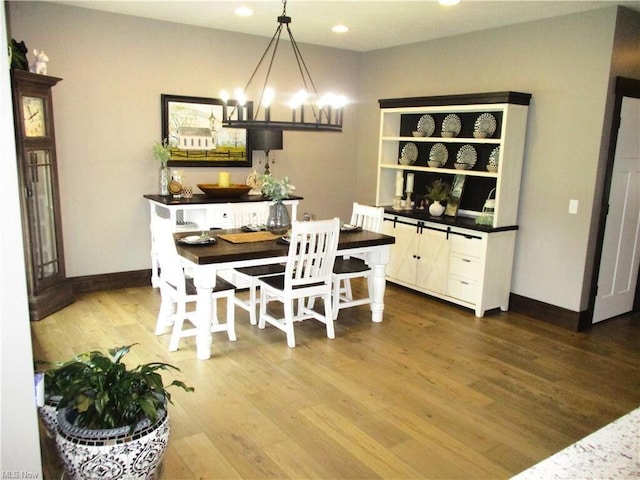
[42,344,193,431]
[425,179,450,202]
[259,174,295,201]
[152,139,171,167]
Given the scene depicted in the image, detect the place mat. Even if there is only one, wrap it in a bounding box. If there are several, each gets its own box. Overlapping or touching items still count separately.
[217,231,282,243]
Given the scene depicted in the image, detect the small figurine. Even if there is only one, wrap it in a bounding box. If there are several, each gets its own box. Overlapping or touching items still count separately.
[10,39,29,71]
[29,49,49,75]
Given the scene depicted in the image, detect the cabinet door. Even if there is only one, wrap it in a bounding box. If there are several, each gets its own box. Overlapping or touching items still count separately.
[415,228,450,295]
[382,221,418,284]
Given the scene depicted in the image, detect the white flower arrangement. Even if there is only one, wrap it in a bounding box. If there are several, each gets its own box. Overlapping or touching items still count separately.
[259,174,295,201]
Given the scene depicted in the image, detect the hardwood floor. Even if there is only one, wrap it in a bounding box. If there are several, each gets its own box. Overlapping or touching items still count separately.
[32,282,639,479]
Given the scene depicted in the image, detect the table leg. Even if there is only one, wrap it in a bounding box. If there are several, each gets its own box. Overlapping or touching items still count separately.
[367,245,391,323]
[370,264,386,323]
[193,265,217,360]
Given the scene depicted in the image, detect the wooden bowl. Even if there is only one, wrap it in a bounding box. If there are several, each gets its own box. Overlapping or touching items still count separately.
[197,184,252,198]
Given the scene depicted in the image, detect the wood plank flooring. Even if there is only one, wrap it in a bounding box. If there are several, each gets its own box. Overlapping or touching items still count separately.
[32,282,639,479]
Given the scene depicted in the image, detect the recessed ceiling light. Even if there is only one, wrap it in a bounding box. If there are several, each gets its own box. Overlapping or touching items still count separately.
[439,0,460,5]
[235,6,253,17]
[332,25,349,34]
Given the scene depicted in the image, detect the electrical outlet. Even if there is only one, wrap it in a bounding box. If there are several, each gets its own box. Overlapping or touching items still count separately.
[569,199,579,214]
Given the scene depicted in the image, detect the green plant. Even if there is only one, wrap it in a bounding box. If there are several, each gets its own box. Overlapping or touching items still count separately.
[259,174,295,201]
[152,139,171,167]
[425,179,450,202]
[42,344,193,431]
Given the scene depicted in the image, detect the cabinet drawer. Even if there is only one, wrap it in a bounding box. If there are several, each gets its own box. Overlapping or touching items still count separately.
[447,276,479,304]
[450,234,483,258]
[449,254,482,281]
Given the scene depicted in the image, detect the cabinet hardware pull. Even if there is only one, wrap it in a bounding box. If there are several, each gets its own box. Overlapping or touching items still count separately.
[462,258,471,263]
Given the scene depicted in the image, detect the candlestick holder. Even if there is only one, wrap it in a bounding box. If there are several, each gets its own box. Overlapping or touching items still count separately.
[404,190,413,210]
[392,195,403,210]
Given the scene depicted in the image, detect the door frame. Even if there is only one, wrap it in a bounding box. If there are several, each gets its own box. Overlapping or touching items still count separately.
[584,77,640,329]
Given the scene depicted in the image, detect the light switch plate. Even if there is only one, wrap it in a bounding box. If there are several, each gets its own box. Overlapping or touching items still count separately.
[569,199,579,214]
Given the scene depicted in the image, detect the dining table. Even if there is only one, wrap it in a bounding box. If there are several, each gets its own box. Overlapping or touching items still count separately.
[174,227,396,359]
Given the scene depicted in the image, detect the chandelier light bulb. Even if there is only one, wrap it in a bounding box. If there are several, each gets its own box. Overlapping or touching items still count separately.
[220,90,229,103]
[234,88,247,106]
[262,88,275,107]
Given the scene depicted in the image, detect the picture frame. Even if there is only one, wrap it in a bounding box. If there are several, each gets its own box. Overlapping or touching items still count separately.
[445,174,466,217]
[161,94,253,167]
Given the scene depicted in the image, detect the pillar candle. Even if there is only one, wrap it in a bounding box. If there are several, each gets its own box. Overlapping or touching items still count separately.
[406,173,414,192]
[395,171,404,196]
[218,171,231,188]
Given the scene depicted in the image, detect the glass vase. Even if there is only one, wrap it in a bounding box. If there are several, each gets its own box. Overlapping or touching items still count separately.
[267,200,291,235]
[159,165,170,196]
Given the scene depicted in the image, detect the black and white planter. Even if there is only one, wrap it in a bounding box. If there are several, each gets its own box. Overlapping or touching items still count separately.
[38,395,62,438]
[55,406,170,480]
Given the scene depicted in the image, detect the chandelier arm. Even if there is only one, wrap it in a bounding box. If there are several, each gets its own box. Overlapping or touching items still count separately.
[255,27,284,120]
[229,24,283,120]
[286,25,320,121]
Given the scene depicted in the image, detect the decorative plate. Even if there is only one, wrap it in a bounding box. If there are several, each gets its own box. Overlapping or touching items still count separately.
[399,142,418,165]
[429,143,448,166]
[474,113,497,138]
[441,114,461,137]
[417,114,435,136]
[488,146,500,166]
[456,144,477,168]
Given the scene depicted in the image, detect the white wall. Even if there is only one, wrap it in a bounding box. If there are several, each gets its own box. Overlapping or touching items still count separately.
[0,1,43,474]
[6,1,361,277]
[358,7,631,312]
[5,2,638,313]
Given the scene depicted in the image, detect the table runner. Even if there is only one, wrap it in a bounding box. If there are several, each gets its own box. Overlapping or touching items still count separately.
[217,231,281,243]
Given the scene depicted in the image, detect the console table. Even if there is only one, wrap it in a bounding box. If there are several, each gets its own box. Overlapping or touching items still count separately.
[144,194,302,287]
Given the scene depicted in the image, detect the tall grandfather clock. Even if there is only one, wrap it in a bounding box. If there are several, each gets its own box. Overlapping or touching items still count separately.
[11,69,73,320]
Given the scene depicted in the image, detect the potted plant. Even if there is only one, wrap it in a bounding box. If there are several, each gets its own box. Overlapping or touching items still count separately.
[40,344,193,480]
[425,179,450,217]
[259,174,296,234]
[153,139,171,195]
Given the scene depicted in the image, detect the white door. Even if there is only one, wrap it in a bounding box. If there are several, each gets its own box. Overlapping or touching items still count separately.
[593,96,640,323]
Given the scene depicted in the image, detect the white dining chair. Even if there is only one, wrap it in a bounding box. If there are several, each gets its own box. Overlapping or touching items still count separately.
[153,217,237,352]
[258,218,340,347]
[331,202,384,319]
[225,202,287,325]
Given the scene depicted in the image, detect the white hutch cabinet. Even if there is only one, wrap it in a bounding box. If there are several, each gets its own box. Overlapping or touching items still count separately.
[377,92,531,316]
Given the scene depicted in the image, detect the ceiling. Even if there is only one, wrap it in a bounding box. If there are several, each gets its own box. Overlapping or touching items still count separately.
[51,0,640,52]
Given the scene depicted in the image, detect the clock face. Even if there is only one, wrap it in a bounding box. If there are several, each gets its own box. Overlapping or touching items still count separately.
[22,96,46,137]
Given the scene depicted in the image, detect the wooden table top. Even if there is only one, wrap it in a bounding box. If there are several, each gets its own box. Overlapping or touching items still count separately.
[175,228,395,266]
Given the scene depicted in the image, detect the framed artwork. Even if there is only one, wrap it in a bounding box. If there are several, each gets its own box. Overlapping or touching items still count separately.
[161,94,253,167]
[445,174,466,217]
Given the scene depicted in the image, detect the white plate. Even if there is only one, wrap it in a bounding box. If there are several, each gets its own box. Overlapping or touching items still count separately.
[456,144,477,168]
[417,114,435,136]
[400,142,418,165]
[488,146,500,166]
[429,143,448,166]
[441,114,461,137]
[178,235,216,245]
[474,113,497,137]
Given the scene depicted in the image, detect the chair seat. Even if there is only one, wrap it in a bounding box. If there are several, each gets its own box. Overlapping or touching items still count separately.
[333,257,370,275]
[234,264,286,277]
[261,275,324,291]
[184,276,236,295]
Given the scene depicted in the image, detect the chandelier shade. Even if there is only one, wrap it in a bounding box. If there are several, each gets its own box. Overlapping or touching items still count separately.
[248,129,283,152]
[222,0,344,133]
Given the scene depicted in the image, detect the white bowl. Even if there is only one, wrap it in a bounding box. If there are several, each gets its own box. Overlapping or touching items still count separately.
[427,161,442,168]
[412,131,426,137]
[454,163,469,170]
[486,165,498,172]
[473,131,489,139]
[442,131,456,138]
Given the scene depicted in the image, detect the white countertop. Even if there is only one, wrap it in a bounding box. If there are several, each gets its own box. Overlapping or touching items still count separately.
[511,407,640,479]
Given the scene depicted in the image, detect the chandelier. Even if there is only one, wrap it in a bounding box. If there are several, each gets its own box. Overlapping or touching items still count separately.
[221,0,345,132]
